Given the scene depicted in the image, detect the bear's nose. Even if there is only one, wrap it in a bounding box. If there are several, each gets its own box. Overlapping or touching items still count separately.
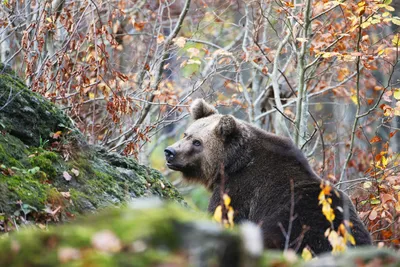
[164,147,176,160]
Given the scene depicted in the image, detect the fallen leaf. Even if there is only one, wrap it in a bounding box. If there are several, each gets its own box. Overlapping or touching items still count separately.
[369,209,378,220]
[61,192,71,198]
[58,247,81,263]
[52,131,62,139]
[71,168,79,177]
[91,230,122,253]
[63,171,72,181]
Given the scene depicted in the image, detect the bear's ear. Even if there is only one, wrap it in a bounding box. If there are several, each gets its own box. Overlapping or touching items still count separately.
[190,99,217,120]
[215,115,236,138]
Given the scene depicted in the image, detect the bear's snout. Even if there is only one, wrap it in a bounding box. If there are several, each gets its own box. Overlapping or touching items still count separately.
[164,147,176,161]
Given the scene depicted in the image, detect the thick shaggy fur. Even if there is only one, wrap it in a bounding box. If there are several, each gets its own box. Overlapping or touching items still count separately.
[165,99,372,254]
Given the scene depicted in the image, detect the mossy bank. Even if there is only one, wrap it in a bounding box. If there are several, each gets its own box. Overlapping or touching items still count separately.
[0,64,183,230]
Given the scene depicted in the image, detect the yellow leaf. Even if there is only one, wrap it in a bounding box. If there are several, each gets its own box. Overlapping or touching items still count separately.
[363,181,372,189]
[322,202,335,223]
[301,247,313,261]
[223,194,231,207]
[382,155,388,167]
[213,205,222,223]
[174,37,186,48]
[157,34,165,44]
[187,47,200,58]
[187,59,201,65]
[227,206,235,227]
[328,230,346,253]
[52,131,62,139]
[392,17,400,26]
[395,201,400,213]
[347,234,356,245]
[322,52,332,58]
[385,5,395,11]
[392,35,400,46]
[296,38,308,43]
[394,89,400,100]
[360,21,371,29]
[371,19,381,24]
[89,92,95,99]
[351,95,358,105]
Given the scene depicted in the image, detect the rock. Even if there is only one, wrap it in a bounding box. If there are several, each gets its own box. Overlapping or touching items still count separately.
[0,64,184,227]
[0,201,395,267]
[304,247,400,267]
[0,202,261,267]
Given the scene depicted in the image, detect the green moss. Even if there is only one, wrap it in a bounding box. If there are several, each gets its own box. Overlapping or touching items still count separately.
[69,188,97,211]
[4,172,49,210]
[28,152,58,179]
[0,134,26,168]
[68,154,94,182]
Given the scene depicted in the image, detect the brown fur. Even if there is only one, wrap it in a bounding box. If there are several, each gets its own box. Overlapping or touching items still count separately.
[165,99,372,254]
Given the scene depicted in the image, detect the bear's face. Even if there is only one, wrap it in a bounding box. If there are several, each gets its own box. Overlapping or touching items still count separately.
[165,99,239,188]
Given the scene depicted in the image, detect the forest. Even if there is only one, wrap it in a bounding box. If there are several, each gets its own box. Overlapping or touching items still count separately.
[1,0,400,266]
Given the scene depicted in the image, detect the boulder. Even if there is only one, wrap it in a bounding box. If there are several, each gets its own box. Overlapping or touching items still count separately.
[0,65,183,229]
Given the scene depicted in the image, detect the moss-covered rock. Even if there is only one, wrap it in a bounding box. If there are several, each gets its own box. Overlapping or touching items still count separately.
[0,201,397,267]
[0,202,248,267]
[0,65,72,147]
[0,64,183,229]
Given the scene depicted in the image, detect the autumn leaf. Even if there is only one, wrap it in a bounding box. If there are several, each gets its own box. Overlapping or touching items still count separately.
[187,59,201,65]
[174,37,186,48]
[370,136,382,144]
[133,22,146,31]
[369,209,378,220]
[213,205,222,223]
[213,193,235,228]
[71,168,79,177]
[393,89,400,100]
[187,47,200,58]
[350,95,358,105]
[392,17,400,26]
[328,230,346,253]
[91,230,122,253]
[58,247,81,263]
[52,131,62,139]
[296,38,308,43]
[157,34,165,44]
[392,34,400,46]
[63,171,72,181]
[301,247,313,261]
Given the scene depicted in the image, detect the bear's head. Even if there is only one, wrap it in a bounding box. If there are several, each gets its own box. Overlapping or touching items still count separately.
[165,99,250,189]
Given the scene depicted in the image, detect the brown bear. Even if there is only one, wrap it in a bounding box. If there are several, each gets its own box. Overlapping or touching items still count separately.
[165,99,372,254]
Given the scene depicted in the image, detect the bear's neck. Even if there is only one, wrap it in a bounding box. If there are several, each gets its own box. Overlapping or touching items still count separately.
[215,126,321,200]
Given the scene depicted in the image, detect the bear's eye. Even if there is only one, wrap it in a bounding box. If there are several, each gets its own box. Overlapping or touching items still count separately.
[192,140,201,147]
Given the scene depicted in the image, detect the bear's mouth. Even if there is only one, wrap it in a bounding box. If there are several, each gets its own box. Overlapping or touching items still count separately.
[166,162,182,171]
